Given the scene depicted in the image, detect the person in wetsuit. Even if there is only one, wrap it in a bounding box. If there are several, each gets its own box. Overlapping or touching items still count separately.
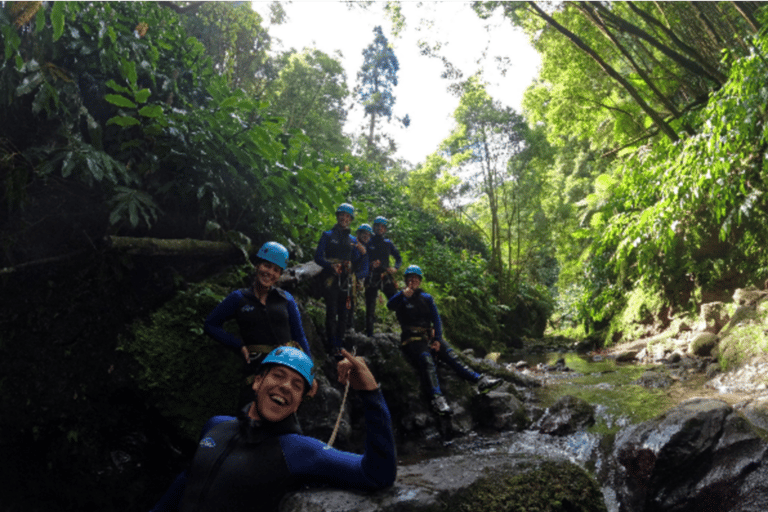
[363,216,402,336]
[314,203,367,357]
[149,346,396,512]
[387,265,502,415]
[204,241,313,405]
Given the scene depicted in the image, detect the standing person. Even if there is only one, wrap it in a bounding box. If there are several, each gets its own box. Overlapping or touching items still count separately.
[364,216,402,336]
[315,203,367,357]
[204,241,313,405]
[148,346,397,512]
[348,223,374,332]
[387,265,502,415]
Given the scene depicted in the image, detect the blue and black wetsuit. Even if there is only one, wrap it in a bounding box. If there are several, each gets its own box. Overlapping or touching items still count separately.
[387,289,480,397]
[204,287,310,406]
[364,235,402,336]
[204,287,310,358]
[314,225,368,352]
[149,389,396,512]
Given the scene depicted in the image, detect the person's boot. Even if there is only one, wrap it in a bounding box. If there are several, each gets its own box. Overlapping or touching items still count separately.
[431,394,452,415]
[476,374,503,394]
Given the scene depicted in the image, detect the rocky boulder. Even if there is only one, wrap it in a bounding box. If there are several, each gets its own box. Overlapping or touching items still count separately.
[532,395,595,436]
[607,398,768,512]
[281,452,606,512]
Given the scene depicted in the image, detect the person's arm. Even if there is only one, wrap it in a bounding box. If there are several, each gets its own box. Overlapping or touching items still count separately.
[425,293,443,340]
[280,350,396,490]
[314,232,335,272]
[386,290,405,311]
[203,291,245,352]
[284,291,311,358]
[389,241,402,270]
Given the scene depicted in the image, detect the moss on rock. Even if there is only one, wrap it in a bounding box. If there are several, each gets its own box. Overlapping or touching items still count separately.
[435,459,607,512]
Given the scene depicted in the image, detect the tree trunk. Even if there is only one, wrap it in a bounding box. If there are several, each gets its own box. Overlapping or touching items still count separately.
[105,236,245,257]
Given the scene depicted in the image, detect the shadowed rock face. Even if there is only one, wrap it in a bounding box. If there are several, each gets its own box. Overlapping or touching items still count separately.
[533,395,596,436]
[607,398,768,512]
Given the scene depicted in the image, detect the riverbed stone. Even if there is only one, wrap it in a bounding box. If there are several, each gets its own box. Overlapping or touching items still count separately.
[532,395,595,436]
[689,331,719,357]
[473,389,529,431]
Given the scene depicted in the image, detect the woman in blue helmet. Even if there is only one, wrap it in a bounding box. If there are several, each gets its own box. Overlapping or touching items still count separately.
[387,265,502,415]
[204,242,313,403]
[149,347,397,512]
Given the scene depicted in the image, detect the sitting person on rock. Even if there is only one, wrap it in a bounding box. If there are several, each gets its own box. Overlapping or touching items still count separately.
[149,346,397,512]
[387,265,502,415]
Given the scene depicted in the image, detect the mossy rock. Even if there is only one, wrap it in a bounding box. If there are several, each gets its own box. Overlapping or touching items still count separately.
[434,458,607,512]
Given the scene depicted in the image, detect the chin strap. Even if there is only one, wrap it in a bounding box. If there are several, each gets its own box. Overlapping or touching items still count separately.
[326,346,356,448]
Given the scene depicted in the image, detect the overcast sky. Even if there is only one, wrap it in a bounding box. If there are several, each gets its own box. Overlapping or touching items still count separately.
[251,1,541,165]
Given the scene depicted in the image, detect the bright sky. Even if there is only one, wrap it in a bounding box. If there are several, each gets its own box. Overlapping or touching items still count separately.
[251,1,541,166]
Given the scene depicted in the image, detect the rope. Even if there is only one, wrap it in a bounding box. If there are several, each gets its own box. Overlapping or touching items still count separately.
[326,346,356,448]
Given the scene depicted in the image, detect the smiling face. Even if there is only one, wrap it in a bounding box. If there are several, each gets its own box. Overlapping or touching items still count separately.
[405,274,422,289]
[254,261,282,290]
[373,223,386,236]
[336,212,352,230]
[250,365,306,422]
[357,231,371,244]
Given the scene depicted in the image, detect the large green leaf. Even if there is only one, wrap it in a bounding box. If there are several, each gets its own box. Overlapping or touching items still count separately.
[105,94,137,108]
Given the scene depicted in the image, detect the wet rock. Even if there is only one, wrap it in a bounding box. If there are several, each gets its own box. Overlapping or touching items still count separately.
[609,398,768,512]
[280,453,606,512]
[473,389,529,431]
[533,395,595,436]
[615,350,640,362]
[633,370,673,390]
[689,332,719,357]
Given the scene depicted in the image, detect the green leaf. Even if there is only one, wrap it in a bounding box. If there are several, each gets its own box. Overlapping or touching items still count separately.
[35,4,46,33]
[104,94,137,108]
[51,1,65,41]
[106,80,130,94]
[138,105,163,118]
[134,89,151,104]
[107,115,141,127]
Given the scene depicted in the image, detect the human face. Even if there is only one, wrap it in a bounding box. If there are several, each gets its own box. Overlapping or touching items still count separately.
[255,261,282,290]
[405,274,422,289]
[374,223,386,236]
[250,366,306,422]
[357,231,371,244]
[336,212,352,230]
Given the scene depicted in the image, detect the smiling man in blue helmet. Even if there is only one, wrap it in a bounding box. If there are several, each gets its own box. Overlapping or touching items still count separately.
[149,346,396,512]
[387,265,502,415]
[204,241,313,406]
[315,203,368,357]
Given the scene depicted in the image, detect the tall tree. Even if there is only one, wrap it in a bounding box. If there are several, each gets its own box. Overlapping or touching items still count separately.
[356,25,408,163]
[266,49,350,155]
[443,77,528,295]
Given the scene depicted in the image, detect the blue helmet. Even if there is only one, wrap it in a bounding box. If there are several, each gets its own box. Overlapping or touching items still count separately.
[373,216,388,227]
[357,223,373,235]
[404,265,423,278]
[256,241,289,270]
[262,346,314,388]
[336,203,355,219]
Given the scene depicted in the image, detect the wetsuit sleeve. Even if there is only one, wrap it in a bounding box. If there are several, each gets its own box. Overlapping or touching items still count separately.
[284,291,311,358]
[281,389,396,490]
[148,415,234,512]
[388,241,402,269]
[314,231,334,272]
[353,247,369,280]
[203,290,245,352]
[425,293,443,340]
[386,291,405,311]
[149,471,187,512]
